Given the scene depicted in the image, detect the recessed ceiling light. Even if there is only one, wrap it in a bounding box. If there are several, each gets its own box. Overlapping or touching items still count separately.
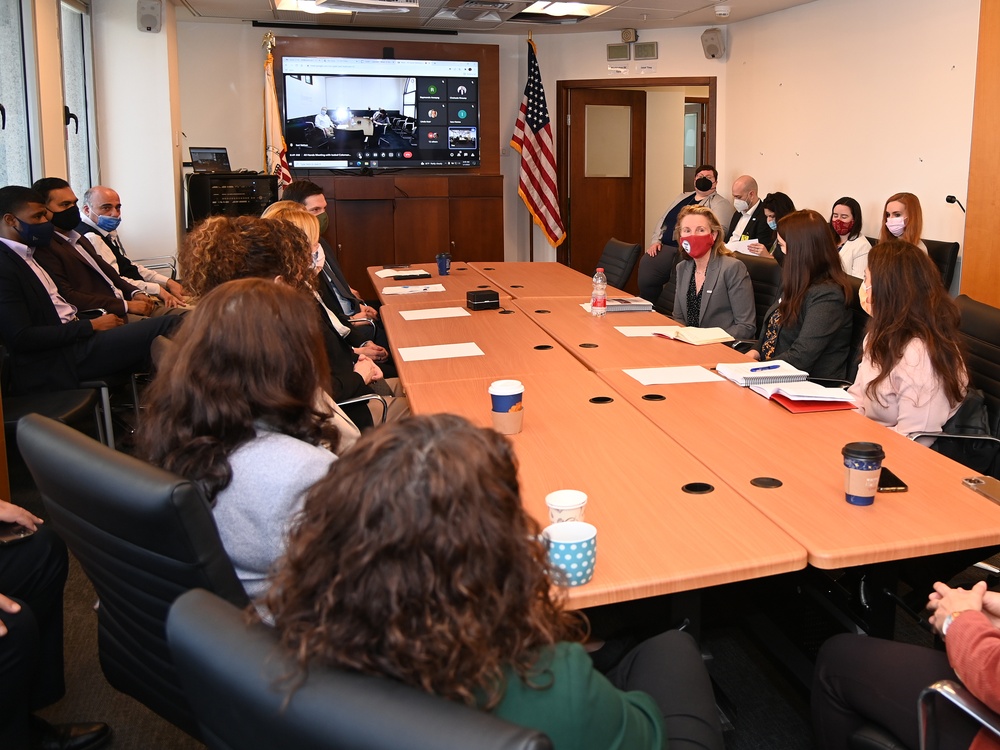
[521,2,611,17]
[276,0,351,14]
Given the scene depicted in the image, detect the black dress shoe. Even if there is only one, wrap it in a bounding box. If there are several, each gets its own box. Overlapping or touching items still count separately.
[30,716,112,750]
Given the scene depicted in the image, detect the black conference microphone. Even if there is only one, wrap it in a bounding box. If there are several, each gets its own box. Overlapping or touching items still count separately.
[946,195,967,213]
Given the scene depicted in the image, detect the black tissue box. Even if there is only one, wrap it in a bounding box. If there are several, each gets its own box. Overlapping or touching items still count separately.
[467,290,500,311]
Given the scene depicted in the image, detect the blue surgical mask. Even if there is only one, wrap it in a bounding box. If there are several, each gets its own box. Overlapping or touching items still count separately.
[16,218,55,247]
[96,214,121,232]
[767,219,778,231]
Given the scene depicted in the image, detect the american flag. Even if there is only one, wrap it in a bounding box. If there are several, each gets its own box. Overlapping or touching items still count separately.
[264,52,292,188]
[511,40,566,248]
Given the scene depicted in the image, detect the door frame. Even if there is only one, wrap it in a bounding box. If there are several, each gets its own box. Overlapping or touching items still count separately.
[555,77,718,265]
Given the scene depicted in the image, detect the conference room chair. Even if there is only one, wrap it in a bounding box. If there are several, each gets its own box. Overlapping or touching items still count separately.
[651,247,680,316]
[734,252,782,338]
[865,237,959,288]
[597,238,642,290]
[17,414,249,739]
[167,589,554,750]
[849,679,1000,750]
[0,345,111,449]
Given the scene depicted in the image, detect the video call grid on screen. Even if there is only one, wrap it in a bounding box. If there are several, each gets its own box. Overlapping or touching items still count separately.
[282,57,480,169]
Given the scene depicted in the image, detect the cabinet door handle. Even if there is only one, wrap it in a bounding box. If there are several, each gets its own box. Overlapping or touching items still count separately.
[337,243,342,258]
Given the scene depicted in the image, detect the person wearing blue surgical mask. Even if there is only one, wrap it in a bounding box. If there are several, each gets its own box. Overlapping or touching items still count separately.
[747,192,795,262]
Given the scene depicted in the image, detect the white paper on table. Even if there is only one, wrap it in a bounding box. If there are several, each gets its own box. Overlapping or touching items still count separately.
[374,268,432,279]
[381,283,447,295]
[622,366,725,386]
[615,325,681,337]
[398,306,471,321]
[397,342,485,362]
[726,239,760,256]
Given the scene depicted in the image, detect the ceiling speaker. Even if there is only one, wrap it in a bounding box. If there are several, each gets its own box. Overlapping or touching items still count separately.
[621,28,637,43]
[137,0,162,33]
[700,27,726,59]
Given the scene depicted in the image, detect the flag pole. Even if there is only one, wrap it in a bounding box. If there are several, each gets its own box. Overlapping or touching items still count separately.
[527,31,533,262]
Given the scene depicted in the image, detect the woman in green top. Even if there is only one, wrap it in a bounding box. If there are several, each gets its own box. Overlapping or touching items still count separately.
[264,414,723,750]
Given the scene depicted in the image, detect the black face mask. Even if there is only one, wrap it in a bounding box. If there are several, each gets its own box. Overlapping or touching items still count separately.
[15,218,56,247]
[50,205,81,232]
[695,176,714,192]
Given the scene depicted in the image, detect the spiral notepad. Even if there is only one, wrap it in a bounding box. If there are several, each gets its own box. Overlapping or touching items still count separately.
[715,360,809,386]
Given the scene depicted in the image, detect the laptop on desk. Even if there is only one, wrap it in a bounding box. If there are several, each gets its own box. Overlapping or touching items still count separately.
[189,147,233,173]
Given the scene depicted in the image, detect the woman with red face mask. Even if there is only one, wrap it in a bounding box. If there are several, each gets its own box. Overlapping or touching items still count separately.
[670,205,756,339]
[829,196,872,279]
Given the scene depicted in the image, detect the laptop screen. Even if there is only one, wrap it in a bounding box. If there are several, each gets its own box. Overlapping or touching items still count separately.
[189,147,232,173]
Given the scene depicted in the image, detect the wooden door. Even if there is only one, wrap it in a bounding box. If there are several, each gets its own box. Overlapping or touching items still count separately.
[334,201,395,301]
[566,89,646,288]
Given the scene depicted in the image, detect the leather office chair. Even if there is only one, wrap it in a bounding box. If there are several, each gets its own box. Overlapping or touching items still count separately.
[167,589,554,750]
[597,238,642,290]
[734,252,782,338]
[850,679,1000,750]
[865,237,958,288]
[651,247,680,316]
[0,345,110,448]
[17,414,249,739]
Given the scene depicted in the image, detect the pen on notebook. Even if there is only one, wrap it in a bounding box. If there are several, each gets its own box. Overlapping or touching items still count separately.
[750,364,780,372]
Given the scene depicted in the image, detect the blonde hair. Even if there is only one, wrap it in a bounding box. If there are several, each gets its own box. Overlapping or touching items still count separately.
[262,200,320,247]
[673,205,733,259]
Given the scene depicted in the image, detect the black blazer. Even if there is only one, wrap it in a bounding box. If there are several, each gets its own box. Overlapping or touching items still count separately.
[35,234,140,315]
[315,300,375,430]
[757,281,852,380]
[0,242,95,394]
[727,203,775,249]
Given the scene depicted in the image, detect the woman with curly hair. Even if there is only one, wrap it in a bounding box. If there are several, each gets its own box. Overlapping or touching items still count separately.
[139,278,339,602]
[179,214,382,430]
[848,240,967,444]
[265,414,723,750]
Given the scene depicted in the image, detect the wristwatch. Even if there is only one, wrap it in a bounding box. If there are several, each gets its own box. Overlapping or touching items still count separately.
[941,610,966,638]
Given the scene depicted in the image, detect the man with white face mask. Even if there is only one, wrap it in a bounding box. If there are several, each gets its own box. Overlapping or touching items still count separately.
[727,174,774,250]
[78,186,187,308]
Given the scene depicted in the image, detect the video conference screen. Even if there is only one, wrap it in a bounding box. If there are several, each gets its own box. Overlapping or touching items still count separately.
[281,56,480,171]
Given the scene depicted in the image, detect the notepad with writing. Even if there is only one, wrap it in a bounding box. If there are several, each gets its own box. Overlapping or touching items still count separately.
[716,360,808,386]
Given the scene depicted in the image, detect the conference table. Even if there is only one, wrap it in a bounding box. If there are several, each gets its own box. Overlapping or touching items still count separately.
[470,261,629,299]
[405,372,807,609]
[374,260,1000,619]
[368,262,509,305]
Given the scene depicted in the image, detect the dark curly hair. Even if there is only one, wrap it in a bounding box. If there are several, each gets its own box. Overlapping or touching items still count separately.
[863,240,967,407]
[138,278,338,501]
[179,215,315,299]
[265,414,586,709]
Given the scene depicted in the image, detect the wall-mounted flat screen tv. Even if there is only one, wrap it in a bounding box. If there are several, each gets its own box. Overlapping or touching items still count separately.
[281,56,480,171]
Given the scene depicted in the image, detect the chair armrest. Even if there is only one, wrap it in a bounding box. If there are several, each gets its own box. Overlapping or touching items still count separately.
[907,432,1000,444]
[349,318,376,331]
[338,393,388,424]
[919,680,1000,750]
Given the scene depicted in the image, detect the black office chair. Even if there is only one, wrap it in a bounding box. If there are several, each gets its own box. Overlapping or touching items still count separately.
[17,414,249,739]
[167,589,553,750]
[597,238,642,290]
[850,679,1000,750]
[924,240,960,289]
[734,253,782,338]
[651,247,680,316]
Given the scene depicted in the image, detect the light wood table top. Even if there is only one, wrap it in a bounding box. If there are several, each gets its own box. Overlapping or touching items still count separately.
[470,261,628,299]
[598,369,1000,569]
[511,297,740,371]
[368,263,509,305]
[406,372,807,609]
[380,302,587,385]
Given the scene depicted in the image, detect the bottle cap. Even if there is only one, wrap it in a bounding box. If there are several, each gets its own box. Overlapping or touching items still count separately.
[596,267,604,272]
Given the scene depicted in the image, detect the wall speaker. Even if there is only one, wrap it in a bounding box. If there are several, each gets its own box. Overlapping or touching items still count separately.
[701,28,726,59]
[137,0,162,33]
[621,28,638,43]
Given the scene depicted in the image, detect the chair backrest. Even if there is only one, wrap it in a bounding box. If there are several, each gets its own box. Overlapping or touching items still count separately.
[597,238,642,290]
[957,294,1000,436]
[168,589,554,750]
[16,414,249,739]
[734,253,782,338]
[651,246,680,316]
[923,239,959,289]
[842,275,869,384]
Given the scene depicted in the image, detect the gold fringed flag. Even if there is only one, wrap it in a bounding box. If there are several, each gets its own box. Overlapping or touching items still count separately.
[510,39,566,248]
[264,51,292,188]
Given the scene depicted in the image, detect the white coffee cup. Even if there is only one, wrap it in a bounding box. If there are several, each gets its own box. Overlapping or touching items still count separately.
[545,489,588,523]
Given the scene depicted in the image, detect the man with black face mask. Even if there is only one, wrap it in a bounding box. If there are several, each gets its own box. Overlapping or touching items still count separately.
[638,164,735,303]
[0,185,179,396]
[31,178,155,319]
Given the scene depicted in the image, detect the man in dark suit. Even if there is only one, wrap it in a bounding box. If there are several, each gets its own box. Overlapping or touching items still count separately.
[727,174,775,249]
[31,179,155,318]
[0,185,179,395]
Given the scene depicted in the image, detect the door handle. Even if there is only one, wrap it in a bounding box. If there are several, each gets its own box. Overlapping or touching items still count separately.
[64,105,79,134]
[0,104,5,131]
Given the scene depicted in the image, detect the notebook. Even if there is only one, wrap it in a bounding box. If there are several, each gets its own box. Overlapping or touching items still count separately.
[581,297,653,313]
[748,380,855,403]
[716,360,808,386]
[652,327,734,346]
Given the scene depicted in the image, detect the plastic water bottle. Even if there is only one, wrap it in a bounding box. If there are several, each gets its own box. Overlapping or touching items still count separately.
[591,267,607,317]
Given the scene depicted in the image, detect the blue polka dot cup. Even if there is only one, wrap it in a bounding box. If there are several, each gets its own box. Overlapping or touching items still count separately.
[842,442,885,506]
[543,521,597,587]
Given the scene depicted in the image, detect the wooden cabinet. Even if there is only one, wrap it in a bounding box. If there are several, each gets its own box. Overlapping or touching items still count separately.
[315,174,503,299]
